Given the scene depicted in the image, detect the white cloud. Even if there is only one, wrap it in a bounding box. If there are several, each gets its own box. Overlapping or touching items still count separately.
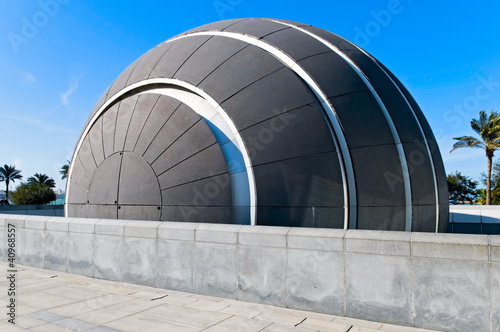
[61,73,83,107]
[0,113,74,135]
[22,71,36,84]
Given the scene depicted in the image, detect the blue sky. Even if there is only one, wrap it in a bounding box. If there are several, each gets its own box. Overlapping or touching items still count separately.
[1,0,499,191]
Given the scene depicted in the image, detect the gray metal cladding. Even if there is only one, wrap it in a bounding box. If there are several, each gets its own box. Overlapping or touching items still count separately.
[66,18,448,232]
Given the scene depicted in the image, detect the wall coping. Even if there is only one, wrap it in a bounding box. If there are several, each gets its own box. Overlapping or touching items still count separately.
[1,214,498,262]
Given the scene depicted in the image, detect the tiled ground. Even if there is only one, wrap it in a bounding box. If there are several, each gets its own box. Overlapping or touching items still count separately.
[0,262,438,331]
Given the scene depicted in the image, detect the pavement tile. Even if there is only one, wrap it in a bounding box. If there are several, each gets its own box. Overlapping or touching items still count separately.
[101,298,161,313]
[0,321,26,331]
[140,304,231,329]
[203,316,272,331]
[0,262,441,332]
[150,294,198,306]
[259,322,316,332]
[13,304,39,316]
[301,310,338,322]
[86,283,138,296]
[55,275,91,286]
[252,306,308,326]
[30,322,78,332]
[28,310,66,323]
[187,293,228,302]
[14,315,46,329]
[20,292,79,310]
[126,284,165,292]
[19,279,67,293]
[73,305,143,326]
[49,294,131,317]
[53,317,97,330]
[218,304,262,319]
[333,317,384,329]
[47,285,107,301]
[300,318,352,331]
[84,327,124,332]
[184,299,230,311]
[348,327,381,332]
[104,314,199,332]
[129,290,170,301]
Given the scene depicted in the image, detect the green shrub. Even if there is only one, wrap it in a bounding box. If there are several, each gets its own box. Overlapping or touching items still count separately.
[10,183,56,205]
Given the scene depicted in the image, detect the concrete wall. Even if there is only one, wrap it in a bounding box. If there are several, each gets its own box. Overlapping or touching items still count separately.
[1,214,498,332]
[0,205,64,216]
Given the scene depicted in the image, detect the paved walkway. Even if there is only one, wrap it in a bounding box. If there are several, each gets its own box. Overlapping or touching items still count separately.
[0,262,438,332]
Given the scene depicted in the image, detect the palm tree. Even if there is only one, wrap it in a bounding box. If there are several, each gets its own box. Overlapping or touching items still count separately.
[27,173,56,188]
[60,161,69,180]
[0,165,23,200]
[451,110,500,205]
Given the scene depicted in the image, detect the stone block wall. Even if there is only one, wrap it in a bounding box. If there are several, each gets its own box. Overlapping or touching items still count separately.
[0,214,498,332]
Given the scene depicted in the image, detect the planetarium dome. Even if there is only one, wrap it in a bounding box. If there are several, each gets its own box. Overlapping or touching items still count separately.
[66,18,448,232]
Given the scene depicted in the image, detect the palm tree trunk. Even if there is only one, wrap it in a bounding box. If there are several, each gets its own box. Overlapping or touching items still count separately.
[5,179,9,201]
[487,151,493,205]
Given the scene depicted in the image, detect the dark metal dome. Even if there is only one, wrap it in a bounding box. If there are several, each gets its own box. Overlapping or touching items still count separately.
[66,18,448,232]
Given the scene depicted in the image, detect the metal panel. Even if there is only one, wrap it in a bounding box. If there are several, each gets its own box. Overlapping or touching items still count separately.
[240,104,336,166]
[87,204,117,219]
[145,104,202,169]
[127,43,171,85]
[133,95,181,157]
[118,152,161,206]
[357,206,406,231]
[341,49,396,90]
[118,205,161,221]
[149,35,212,79]
[67,204,87,218]
[70,157,92,192]
[123,94,160,152]
[300,25,359,50]
[106,57,141,101]
[198,45,285,103]
[329,91,395,149]
[174,37,249,86]
[87,153,121,205]
[66,180,88,204]
[151,121,217,176]
[179,18,247,36]
[224,18,290,38]
[412,205,437,232]
[263,27,331,60]
[221,67,317,130]
[161,205,232,223]
[257,207,344,228]
[114,95,139,153]
[298,52,367,99]
[253,152,344,207]
[351,145,406,207]
[403,143,436,205]
[158,144,228,190]
[375,89,425,143]
[78,135,97,178]
[161,174,231,207]
[102,103,119,158]
[88,116,105,166]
